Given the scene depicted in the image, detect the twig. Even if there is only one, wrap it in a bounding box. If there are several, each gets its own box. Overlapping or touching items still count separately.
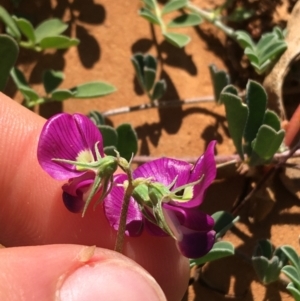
[102,96,216,117]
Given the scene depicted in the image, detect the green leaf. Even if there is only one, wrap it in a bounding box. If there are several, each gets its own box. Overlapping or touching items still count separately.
[43,70,64,94]
[282,266,300,289]
[138,8,160,25]
[0,34,19,91]
[88,111,105,126]
[235,30,255,49]
[161,0,188,15]
[212,211,239,238]
[116,123,138,161]
[220,91,248,160]
[144,54,157,70]
[51,89,74,101]
[190,241,234,266]
[104,145,117,156]
[252,256,281,284]
[71,81,116,98]
[286,283,300,301]
[142,0,156,9]
[131,53,145,88]
[144,68,156,91]
[209,64,230,103]
[34,18,68,43]
[263,109,281,132]
[250,125,285,165]
[163,32,190,48]
[10,67,39,101]
[0,6,21,39]
[98,125,118,147]
[167,13,202,28]
[39,36,79,50]
[12,16,35,43]
[151,79,166,100]
[281,245,300,271]
[244,80,267,153]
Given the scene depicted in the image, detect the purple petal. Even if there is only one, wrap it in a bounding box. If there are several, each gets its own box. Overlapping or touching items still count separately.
[62,172,95,213]
[37,113,103,180]
[176,228,216,258]
[177,140,216,208]
[103,174,143,236]
[134,157,192,187]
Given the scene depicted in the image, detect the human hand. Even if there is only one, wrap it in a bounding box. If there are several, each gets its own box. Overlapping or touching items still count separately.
[0,93,189,300]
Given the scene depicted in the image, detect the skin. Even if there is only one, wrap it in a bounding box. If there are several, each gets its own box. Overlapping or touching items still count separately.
[0,93,189,301]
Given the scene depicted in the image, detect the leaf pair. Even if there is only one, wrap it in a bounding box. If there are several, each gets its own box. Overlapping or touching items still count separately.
[88,111,138,162]
[132,53,166,102]
[139,0,202,48]
[11,68,116,107]
[235,27,287,75]
[221,80,285,166]
[0,6,79,51]
[252,239,287,285]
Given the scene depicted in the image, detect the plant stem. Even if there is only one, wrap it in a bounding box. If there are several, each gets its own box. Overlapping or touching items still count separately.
[114,168,134,253]
[186,2,236,39]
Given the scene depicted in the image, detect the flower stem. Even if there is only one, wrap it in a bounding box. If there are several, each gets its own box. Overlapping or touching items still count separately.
[114,167,134,253]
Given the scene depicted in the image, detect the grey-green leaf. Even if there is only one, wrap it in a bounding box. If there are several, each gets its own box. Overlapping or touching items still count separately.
[43,70,64,94]
[163,32,190,48]
[151,79,166,100]
[190,241,234,266]
[144,67,156,91]
[34,18,68,43]
[220,92,248,160]
[51,89,75,101]
[263,109,281,132]
[167,13,202,28]
[88,111,105,126]
[71,81,116,98]
[161,0,188,15]
[235,30,255,49]
[250,125,285,165]
[281,245,300,271]
[209,64,230,103]
[39,36,79,50]
[139,8,160,25]
[0,34,19,91]
[98,125,118,147]
[116,123,138,161]
[286,283,300,301]
[0,6,21,39]
[131,53,145,88]
[212,211,239,238]
[282,266,300,289]
[104,145,117,156]
[12,16,35,43]
[10,67,39,101]
[244,80,267,152]
[252,256,281,284]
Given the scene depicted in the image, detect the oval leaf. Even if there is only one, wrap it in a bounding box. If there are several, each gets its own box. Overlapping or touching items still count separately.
[151,79,166,100]
[39,36,79,50]
[139,8,160,25]
[144,67,156,91]
[163,32,190,48]
[0,35,19,91]
[71,81,116,98]
[161,0,188,15]
[281,245,300,271]
[116,123,138,161]
[34,19,68,43]
[282,265,300,289]
[98,125,118,147]
[0,6,21,39]
[190,241,234,266]
[51,89,74,101]
[167,13,202,28]
[12,16,35,43]
[209,64,230,103]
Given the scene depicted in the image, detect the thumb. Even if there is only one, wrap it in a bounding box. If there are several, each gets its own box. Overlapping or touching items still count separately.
[0,244,166,301]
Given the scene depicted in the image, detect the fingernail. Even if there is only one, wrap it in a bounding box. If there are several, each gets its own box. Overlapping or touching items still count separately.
[58,259,166,301]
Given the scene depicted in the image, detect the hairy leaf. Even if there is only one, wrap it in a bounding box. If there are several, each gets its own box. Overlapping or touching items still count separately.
[71,81,116,98]
[163,32,190,48]
[167,13,202,28]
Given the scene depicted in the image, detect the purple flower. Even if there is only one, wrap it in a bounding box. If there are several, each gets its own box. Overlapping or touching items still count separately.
[104,141,217,258]
[37,113,118,214]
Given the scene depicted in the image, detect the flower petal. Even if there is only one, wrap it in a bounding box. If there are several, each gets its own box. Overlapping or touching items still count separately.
[134,158,191,187]
[62,172,95,213]
[103,174,143,236]
[178,140,216,208]
[176,228,216,258]
[37,113,103,180]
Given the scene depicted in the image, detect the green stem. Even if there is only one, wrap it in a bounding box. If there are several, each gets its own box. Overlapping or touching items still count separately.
[186,2,236,39]
[114,168,134,253]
